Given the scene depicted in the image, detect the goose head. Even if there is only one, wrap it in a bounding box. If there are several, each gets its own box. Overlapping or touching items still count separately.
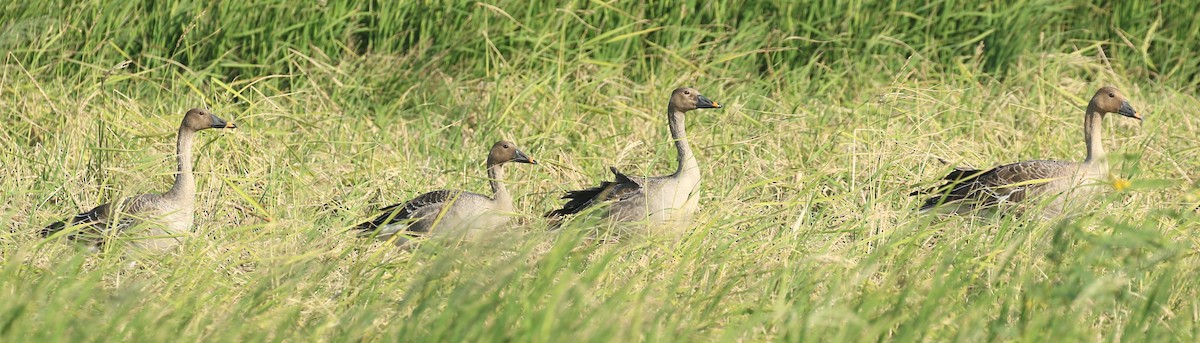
[486,140,537,167]
[182,108,237,132]
[669,87,721,112]
[1091,86,1141,121]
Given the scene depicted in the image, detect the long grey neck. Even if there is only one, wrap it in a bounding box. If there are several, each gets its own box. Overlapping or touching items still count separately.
[667,106,698,178]
[1083,103,1106,167]
[487,163,510,205]
[166,127,196,199]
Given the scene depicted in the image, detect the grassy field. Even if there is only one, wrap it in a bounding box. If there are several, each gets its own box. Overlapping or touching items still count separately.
[3,0,1200,341]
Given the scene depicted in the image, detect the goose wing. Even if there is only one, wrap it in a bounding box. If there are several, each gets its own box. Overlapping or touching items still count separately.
[545,167,643,218]
[912,160,1074,212]
[42,193,163,241]
[356,190,464,234]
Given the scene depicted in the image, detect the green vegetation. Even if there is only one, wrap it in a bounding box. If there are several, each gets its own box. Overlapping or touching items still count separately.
[3,0,1198,341]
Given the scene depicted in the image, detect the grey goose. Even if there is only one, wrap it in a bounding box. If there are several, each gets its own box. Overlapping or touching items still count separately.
[546,87,722,230]
[356,140,538,246]
[911,86,1142,215]
[43,108,237,252]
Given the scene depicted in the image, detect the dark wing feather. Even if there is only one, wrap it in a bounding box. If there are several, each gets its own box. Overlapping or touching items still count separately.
[545,167,643,218]
[42,193,162,245]
[912,160,1072,212]
[42,203,111,238]
[43,202,140,241]
[908,167,986,202]
[356,190,462,233]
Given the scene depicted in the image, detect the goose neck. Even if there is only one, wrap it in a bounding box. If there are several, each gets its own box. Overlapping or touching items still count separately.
[1083,104,1106,166]
[166,127,196,199]
[487,163,511,205]
[667,107,698,178]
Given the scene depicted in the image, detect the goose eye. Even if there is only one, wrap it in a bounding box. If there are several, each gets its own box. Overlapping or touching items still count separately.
[503,144,510,149]
[683,91,690,95]
[1108,93,1115,98]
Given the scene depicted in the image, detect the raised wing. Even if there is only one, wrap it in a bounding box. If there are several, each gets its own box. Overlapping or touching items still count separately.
[545,167,644,219]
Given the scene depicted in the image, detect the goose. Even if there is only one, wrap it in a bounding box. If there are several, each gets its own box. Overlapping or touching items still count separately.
[43,108,237,252]
[910,86,1142,215]
[356,140,538,246]
[546,87,722,229]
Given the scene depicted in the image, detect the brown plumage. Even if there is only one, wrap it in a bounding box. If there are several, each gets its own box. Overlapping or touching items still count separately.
[911,86,1142,215]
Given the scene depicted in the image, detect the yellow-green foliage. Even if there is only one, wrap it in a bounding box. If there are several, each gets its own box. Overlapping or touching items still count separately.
[2,1,1198,342]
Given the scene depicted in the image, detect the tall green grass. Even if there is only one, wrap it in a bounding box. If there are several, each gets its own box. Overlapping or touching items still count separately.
[3,0,1200,342]
[4,1,1198,90]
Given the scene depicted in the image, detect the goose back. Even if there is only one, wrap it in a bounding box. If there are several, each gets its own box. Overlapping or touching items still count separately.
[356,190,506,241]
[910,160,1102,214]
[42,193,192,251]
